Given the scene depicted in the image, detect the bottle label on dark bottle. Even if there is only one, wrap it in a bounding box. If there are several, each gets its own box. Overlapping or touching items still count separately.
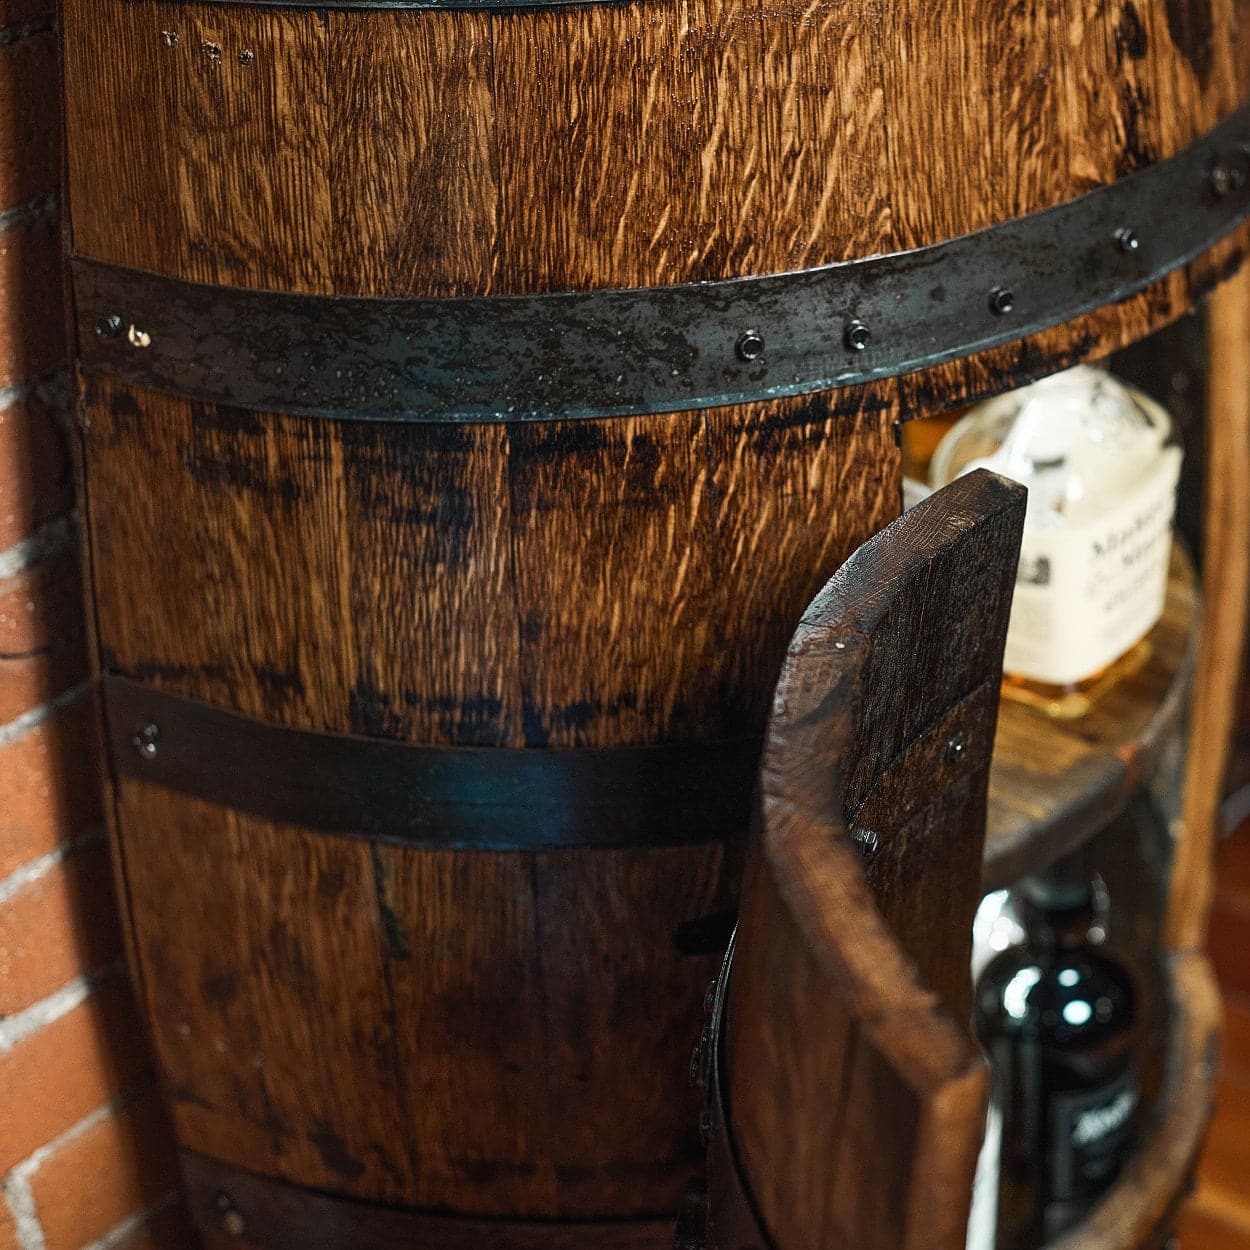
[1047,1071,1138,1202]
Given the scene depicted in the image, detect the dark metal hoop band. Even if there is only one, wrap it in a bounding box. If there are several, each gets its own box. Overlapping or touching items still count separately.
[182,1153,675,1250]
[104,676,759,851]
[693,928,772,1250]
[75,104,1250,423]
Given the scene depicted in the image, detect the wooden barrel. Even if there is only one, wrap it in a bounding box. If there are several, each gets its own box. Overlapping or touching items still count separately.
[58,0,1250,1245]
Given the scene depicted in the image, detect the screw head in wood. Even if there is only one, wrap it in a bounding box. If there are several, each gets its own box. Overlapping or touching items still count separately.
[844,318,871,352]
[946,733,967,763]
[133,722,160,760]
[215,1191,245,1237]
[1113,227,1140,253]
[851,827,880,855]
[95,314,123,338]
[735,330,765,362]
[238,49,256,66]
[988,287,1015,316]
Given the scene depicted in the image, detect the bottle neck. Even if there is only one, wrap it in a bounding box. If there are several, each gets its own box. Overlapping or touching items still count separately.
[1019,893,1097,951]
[1018,861,1099,951]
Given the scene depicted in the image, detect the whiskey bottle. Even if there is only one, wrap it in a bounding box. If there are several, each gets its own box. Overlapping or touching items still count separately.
[974,858,1138,1249]
[930,367,1182,718]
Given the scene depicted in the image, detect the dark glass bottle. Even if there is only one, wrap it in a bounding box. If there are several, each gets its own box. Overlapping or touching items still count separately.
[974,859,1138,1249]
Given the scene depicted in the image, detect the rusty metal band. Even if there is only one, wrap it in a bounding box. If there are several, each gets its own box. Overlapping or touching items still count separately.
[103,675,759,851]
[74,103,1250,423]
[181,1153,675,1249]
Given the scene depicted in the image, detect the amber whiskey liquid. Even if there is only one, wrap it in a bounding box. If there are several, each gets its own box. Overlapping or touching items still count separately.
[929,369,1181,720]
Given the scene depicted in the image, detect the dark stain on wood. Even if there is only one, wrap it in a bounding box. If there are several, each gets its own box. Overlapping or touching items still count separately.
[1188,245,1247,304]
[370,845,412,962]
[104,656,232,686]
[1116,3,1150,63]
[267,918,316,994]
[192,401,268,438]
[1117,82,1161,176]
[252,663,307,699]
[185,448,304,503]
[201,970,240,1011]
[453,1158,542,1185]
[310,1123,368,1181]
[1166,0,1216,88]
[349,676,413,740]
[107,388,143,420]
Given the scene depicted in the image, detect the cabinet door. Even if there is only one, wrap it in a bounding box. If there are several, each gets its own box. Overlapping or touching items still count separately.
[699,469,1026,1250]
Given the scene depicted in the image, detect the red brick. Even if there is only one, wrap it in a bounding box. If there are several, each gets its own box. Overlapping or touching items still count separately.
[0,386,72,550]
[31,1092,180,1250]
[0,212,65,390]
[0,838,123,1015]
[0,554,87,724]
[0,27,59,212]
[0,552,82,654]
[114,1200,201,1250]
[0,977,152,1172]
[0,693,103,880]
[0,1202,17,1250]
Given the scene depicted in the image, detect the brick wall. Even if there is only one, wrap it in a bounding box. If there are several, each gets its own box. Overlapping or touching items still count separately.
[0,6,196,1247]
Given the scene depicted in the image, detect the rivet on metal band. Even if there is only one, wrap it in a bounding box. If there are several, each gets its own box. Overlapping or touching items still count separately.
[73,103,1250,423]
[102,676,760,852]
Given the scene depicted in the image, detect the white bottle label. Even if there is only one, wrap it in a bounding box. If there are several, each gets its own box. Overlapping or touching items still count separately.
[965,1100,1001,1250]
[1003,447,1182,686]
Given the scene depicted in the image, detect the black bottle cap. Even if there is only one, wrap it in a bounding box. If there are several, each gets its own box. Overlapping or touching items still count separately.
[1019,852,1094,911]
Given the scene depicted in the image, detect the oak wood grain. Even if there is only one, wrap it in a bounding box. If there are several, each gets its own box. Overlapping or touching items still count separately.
[83,379,901,748]
[119,775,730,1216]
[83,372,898,1217]
[1169,264,1250,950]
[117,783,421,1199]
[706,396,899,735]
[328,11,498,298]
[60,0,1250,1236]
[62,0,1246,297]
[504,414,718,748]
[724,472,1026,1250]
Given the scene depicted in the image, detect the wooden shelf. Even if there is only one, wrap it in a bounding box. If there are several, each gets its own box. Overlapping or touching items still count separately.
[984,544,1199,891]
[1049,950,1219,1250]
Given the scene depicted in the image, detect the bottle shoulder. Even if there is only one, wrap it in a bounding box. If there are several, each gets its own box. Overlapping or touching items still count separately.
[975,944,1135,1045]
